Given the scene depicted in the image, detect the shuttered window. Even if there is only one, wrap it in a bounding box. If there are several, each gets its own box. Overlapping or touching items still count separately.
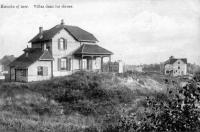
[58,58,71,71]
[37,66,43,76]
[58,38,67,50]
[37,66,48,76]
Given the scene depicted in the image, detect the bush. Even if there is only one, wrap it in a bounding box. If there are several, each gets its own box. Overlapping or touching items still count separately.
[116,76,200,132]
[0,71,137,131]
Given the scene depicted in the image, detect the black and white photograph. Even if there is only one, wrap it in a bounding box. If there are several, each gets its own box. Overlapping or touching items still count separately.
[0,0,200,131]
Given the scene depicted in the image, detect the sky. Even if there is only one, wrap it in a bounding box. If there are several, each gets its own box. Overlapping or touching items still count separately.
[0,0,200,65]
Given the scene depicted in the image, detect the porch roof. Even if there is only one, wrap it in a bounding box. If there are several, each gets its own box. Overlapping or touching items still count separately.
[73,44,113,56]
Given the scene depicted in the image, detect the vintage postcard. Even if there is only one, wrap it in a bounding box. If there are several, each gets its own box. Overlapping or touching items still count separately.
[0,0,200,131]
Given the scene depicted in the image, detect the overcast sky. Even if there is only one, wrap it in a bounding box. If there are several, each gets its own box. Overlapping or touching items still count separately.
[0,0,200,65]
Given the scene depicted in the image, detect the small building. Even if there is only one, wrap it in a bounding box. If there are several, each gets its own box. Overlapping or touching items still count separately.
[9,20,113,82]
[102,60,123,73]
[164,56,187,76]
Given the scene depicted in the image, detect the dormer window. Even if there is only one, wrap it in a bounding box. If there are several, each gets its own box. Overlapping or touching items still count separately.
[58,38,67,50]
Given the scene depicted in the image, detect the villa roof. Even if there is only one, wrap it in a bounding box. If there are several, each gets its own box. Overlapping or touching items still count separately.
[9,48,53,69]
[164,58,187,65]
[29,24,98,43]
[73,44,113,56]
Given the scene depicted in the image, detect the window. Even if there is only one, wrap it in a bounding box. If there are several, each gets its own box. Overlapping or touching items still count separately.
[58,38,67,50]
[38,66,43,75]
[61,58,67,70]
[37,66,48,76]
[58,58,71,71]
[178,66,180,69]
[178,62,180,64]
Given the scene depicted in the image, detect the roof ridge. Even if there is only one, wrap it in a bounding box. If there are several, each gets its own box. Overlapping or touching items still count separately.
[29,23,98,43]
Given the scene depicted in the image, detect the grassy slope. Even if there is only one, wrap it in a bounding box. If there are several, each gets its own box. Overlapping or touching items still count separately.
[0,71,172,132]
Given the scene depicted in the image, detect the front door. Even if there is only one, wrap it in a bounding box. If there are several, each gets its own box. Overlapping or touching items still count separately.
[87,59,93,70]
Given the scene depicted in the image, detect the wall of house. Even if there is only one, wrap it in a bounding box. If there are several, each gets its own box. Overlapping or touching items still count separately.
[164,64,173,75]
[172,60,187,76]
[28,60,52,82]
[72,57,80,71]
[32,41,52,52]
[32,43,42,48]
[15,69,27,82]
[51,29,81,76]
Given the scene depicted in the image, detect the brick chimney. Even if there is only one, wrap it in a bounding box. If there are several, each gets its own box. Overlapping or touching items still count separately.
[61,19,64,25]
[169,56,174,60]
[39,27,43,39]
[39,27,43,34]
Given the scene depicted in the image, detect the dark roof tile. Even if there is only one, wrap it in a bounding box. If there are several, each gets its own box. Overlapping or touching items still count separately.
[29,24,98,43]
[73,44,113,55]
[9,48,53,68]
[165,58,187,65]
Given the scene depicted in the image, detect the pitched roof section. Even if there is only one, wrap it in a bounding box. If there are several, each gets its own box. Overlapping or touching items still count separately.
[9,48,53,69]
[73,44,113,55]
[29,24,98,43]
[165,58,187,65]
[39,50,54,60]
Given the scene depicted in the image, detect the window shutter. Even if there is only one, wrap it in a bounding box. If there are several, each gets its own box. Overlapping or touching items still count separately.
[66,58,68,70]
[64,39,67,50]
[69,58,71,71]
[58,39,60,50]
[43,67,48,76]
[58,58,61,71]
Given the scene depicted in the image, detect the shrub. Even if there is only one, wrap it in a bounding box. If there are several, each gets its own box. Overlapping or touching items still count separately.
[116,76,200,132]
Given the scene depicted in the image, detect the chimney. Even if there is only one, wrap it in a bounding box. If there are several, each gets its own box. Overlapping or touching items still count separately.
[169,56,174,59]
[61,19,64,25]
[39,27,43,34]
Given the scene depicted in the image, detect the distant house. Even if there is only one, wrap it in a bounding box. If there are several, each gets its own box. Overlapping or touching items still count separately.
[164,56,187,76]
[9,20,113,82]
[0,55,15,80]
[124,65,143,73]
[0,63,4,80]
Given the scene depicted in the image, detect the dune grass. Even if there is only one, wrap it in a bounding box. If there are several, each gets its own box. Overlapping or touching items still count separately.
[0,71,170,131]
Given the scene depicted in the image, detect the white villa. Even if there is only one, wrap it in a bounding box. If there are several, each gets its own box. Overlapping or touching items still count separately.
[9,20,113,82]
[164,56,187,76]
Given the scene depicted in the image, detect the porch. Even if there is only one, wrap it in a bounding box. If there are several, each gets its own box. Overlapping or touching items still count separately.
[73,44,113,72]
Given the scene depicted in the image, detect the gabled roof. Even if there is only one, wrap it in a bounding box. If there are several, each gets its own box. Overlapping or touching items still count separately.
[29,24,98,43]
[9,48,53,69]
[164,58,187,65]
[73,44,113,55]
